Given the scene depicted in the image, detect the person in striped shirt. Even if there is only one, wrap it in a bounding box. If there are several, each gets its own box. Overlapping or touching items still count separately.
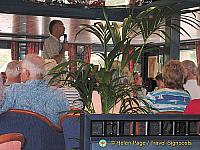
[146,60,191,112]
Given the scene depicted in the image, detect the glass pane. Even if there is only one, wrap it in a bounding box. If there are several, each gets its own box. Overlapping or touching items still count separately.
[0,48,12,72]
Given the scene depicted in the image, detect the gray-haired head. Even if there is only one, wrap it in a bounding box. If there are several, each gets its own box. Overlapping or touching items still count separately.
[5,60,21,78]
[182,60,197,76]
[21,54,45,81]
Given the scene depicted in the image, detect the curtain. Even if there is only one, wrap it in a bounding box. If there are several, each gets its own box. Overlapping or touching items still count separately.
[195,41,200,64]
[11,41,19,60]
[68,44,77,72]
[26,42,40,54]
[84,45,92,64]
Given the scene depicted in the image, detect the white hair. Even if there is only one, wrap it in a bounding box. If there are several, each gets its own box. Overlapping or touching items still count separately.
[22,54,45,78]
[5,60,20,78]
[182,60,197,76]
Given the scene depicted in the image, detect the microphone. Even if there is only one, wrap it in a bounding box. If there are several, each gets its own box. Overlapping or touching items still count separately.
[63,34,68,43]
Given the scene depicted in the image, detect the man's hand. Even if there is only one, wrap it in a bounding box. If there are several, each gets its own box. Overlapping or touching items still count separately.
[62,43,70,51]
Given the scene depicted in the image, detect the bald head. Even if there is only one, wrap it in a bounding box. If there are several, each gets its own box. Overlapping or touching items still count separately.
[6,60,20,77]
[5,60,21,84]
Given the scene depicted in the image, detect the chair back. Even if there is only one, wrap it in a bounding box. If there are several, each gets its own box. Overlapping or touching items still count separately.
[0,109,65,150]
[0,133,24,150]
[60,113,81,150]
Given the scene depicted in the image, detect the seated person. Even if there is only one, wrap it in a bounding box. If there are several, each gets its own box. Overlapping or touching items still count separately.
[44,59,60,86]
[154,73,164,91]
[133,72,147,98]
[182,60,200,99]
[120,66,132,84]
[0,54,69,127]
[0,74,3,100]
[44,59,83,110]
[60,86,84,110]
[184,63,200,114]
[4,60,21,86]
[0,72,6,84]
[144,77,157,92]
[146,60,191,112]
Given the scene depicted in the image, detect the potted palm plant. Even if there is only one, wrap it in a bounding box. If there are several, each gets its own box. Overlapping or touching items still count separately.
[48,2,200,149]
[49,2,199,114]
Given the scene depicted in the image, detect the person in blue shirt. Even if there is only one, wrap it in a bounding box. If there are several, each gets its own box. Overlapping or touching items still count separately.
[146,60,191,112]
[0,54,69,127]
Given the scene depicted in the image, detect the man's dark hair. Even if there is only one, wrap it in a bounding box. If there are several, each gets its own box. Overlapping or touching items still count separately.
[144,78,157,92]
[49,20,62,34]
[155,73,163,81]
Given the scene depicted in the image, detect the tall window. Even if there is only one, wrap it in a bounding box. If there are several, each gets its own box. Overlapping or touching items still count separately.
[180,49,197,64]
[0,49,12,72]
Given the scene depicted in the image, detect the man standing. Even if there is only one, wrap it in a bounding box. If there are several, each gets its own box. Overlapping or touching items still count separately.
[182,60,200,99]
[42,20,68,64]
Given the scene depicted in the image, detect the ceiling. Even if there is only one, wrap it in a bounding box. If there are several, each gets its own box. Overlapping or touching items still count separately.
[0,0,200,44]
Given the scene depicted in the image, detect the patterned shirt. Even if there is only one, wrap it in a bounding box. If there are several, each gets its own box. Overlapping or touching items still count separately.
[60,87,84,109]
[0,74,3,100]
[42,35,64,63]
[0,80,69,126]
[146,88,191,112]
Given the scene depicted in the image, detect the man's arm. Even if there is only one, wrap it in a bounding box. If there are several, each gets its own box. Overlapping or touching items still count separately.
[51,43,68,64]
[43,37,69,64]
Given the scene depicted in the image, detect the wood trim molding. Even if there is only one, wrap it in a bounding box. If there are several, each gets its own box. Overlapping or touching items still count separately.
[59,113,80,128]
[0,133,24,146]
[59,110,89,126]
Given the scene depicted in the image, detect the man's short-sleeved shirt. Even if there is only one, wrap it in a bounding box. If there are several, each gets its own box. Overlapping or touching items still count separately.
[42,35,64,63]
[60,86,84,109]
[146,88,191,112]
[0,80,69,126]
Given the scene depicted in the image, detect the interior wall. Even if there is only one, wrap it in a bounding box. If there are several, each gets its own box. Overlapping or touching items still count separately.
[148,56,158,78]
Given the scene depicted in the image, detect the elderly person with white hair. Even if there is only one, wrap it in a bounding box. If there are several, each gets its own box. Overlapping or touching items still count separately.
[0,54,69,127]
[182,60,200,99]
[4,60,21,86]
